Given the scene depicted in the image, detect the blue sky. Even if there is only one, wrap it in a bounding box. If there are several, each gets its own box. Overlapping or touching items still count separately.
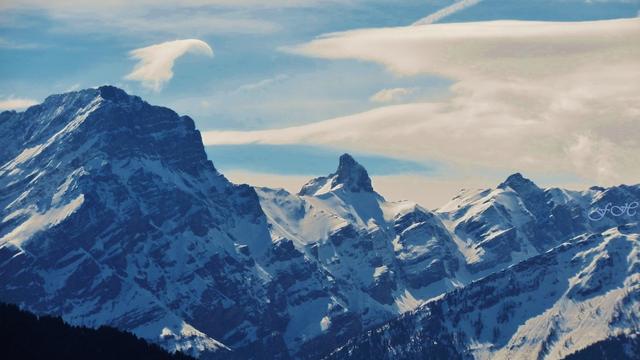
[2,0,639,207]
[2,0,637,127]
[206,144,437,175]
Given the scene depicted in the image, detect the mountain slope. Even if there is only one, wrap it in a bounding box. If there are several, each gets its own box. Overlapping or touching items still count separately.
[258,157,640,358]
[324,223,640,360]
[438,173,640,276]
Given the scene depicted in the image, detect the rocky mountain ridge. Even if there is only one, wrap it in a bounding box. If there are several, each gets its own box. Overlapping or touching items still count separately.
[1,86,638,359]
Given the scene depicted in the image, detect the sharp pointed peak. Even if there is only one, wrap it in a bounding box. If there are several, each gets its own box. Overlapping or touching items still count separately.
[298,153,374,196]
[498,172,541,193]
[333,153,373,193]
[338,153,357,167]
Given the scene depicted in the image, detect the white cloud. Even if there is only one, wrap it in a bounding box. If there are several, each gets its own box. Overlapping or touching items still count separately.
[234,74,289,93]
[413,0,482,25]
[125,39,213,92]
[207,19,640,186]
[286,18,638,80]
[370,87,415,103]
[0,97,39,111]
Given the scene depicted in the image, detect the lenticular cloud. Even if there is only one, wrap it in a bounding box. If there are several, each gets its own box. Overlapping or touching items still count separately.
[125,39,213,91]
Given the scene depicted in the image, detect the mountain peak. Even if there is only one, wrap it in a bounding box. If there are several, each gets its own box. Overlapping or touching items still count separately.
[338,153,357,166]
[98,85,131,102]
[498,172,537,191]
[1,85,215,178]
[333,153,374,193]
[498,173,540,193]
[298,153,373,196]
[35,86,140,119]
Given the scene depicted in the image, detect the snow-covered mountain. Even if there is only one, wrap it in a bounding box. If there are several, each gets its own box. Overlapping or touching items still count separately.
[259,158,639,358]
[0,87,464,359]
[319,171,639,360]
[0,86,272,358]
[438,173,640,276]
[0,86,340,359]
[1,86,638,359]
[258,153,462,311]
[325,224,640,360]
[257,153,462,357]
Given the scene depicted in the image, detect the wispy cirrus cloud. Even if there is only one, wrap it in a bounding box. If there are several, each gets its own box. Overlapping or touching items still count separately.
[234,74,289,93]
[124,39,214,92]
[413,0,482,25]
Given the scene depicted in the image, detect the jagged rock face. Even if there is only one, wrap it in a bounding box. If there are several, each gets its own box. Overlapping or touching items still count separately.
[0,87,275,357]
[333,154,374,193]
[325,224,640,360]
[0,87,338,359]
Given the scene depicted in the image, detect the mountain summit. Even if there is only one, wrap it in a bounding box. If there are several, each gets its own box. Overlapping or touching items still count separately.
[0,86,217,178]
[334,153,374,193]
[299,153,374,196]
[498,172,542,195]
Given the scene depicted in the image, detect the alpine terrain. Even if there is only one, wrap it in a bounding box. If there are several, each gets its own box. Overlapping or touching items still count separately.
[1,87,638,359]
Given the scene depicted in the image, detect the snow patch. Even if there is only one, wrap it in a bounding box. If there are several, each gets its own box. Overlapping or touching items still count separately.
[1,194,85,247]
[320,316,331,331]
[160,322,229,355]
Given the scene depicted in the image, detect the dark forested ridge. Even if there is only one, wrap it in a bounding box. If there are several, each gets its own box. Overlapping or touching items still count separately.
[561,333,640,360]
[0,303,194,360]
